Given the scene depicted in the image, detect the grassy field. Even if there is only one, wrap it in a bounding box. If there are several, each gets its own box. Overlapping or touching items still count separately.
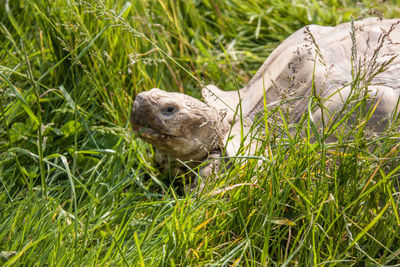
[1,0,400,265]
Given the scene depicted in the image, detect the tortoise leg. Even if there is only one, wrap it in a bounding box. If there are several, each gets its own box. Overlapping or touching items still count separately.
[184,151,223,194]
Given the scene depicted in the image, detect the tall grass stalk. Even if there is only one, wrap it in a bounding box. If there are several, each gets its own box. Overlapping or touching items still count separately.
[22,40,47,198]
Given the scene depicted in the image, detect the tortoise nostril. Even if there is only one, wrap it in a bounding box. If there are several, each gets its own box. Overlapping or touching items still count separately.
[132,96,146,121]
[134,94,145,103]
[132,94,147,114]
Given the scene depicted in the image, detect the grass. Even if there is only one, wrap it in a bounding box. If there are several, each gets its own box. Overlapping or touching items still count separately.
[1,0,400,265]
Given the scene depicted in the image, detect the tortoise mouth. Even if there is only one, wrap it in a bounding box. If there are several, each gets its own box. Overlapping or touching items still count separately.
[133,125,176,140]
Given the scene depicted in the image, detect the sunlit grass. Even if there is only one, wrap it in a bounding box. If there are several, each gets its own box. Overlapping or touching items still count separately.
[1,0,400,265]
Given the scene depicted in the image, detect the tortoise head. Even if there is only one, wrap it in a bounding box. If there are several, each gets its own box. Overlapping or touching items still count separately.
[131,88,230,162]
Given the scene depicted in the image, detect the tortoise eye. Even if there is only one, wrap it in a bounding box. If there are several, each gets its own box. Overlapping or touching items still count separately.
[161,105,177,115]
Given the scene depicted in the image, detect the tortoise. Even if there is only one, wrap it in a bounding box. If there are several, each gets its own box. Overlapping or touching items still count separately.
[131,17,400,180]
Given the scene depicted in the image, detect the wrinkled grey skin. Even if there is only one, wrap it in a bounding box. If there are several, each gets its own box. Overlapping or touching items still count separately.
[131,18,400,179]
